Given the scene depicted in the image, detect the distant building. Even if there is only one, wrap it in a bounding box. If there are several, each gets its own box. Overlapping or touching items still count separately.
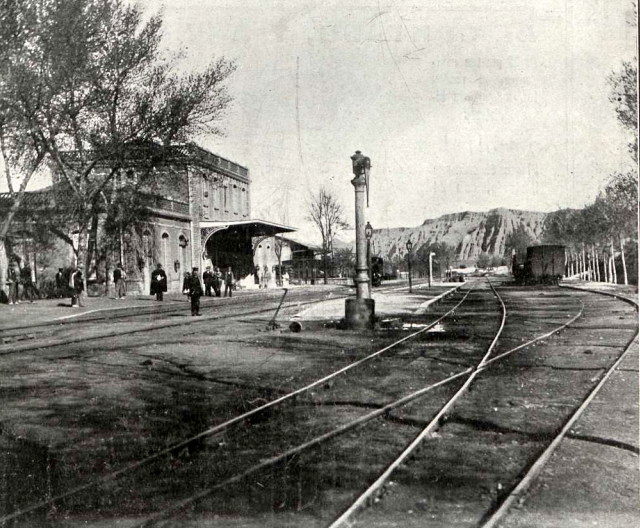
[253,234,322,286]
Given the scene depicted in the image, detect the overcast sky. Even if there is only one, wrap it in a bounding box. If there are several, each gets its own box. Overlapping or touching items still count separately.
[5,0,637,237]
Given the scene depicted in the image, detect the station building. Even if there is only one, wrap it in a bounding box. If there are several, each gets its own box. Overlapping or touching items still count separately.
[0,143,306,295]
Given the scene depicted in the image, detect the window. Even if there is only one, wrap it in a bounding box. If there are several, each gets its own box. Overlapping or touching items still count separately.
[161,233,169,270]
[233,184,238,215]
[213,178,220,211]
[179,235,188,272]
[202,177,210,219]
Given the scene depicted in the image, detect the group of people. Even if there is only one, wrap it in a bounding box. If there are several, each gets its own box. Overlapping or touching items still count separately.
[6,259,37,305]
[147,264,235,316]
[181,266,235,316]
[5,259,236,316]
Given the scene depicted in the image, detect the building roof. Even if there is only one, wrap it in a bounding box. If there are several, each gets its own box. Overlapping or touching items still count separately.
[200,219,295,238]
[58,141,250,183]
[0,188,56,212]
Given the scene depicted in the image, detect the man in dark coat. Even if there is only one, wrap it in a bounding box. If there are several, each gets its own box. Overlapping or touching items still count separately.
[184,267,203,316]
[7,261,20,305]
[55,268,65,298]
[202,266,214,296]
[150,263,168,301]
[20,262,36,303]
[213,267,222,297]
[224,266,234,297]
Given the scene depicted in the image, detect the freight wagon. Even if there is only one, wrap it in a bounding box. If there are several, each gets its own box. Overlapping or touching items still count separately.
[512,245,566,285]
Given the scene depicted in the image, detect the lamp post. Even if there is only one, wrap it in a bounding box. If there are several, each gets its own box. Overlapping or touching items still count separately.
[365,221,373,296]
[345,150,375,328]
[406,239,413,293]
[428,251,435,287]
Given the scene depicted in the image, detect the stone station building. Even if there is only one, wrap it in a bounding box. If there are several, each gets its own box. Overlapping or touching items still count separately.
[1,143,300,295]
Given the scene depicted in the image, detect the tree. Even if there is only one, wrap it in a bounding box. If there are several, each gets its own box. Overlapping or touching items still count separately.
[0,0,49,293]
[504,224,535,259]
[476,252,491,269]
[307,188,349,284]
[332,247,355,278]
[0,0,236,291]
[602,171,638,285]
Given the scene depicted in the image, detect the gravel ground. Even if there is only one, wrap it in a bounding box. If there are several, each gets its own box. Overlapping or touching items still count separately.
[0,281,636,527]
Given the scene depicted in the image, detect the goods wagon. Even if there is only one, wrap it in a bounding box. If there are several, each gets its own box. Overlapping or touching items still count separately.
[512,245,565,285]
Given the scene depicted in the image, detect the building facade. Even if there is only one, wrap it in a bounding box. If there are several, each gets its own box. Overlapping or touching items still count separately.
[1,143,296,296]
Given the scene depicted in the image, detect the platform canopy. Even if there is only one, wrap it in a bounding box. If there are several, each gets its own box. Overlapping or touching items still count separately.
[200,219,296,276]
[200,218,295,240]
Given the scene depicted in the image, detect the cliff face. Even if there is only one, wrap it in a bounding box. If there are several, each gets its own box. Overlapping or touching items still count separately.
[370,208,548,264]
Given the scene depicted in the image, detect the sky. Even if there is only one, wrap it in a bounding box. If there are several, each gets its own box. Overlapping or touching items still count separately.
[4,0,637,239]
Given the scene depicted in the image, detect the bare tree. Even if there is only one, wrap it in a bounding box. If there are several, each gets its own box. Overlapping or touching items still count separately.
[307,187,349,284]
[0,0,236,291]
[0,0,48,293]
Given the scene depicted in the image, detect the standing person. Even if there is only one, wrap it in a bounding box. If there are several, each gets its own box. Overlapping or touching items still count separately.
[20,261,35,303]
[182,271,191,294]
[264,266,272,289]
[150,263,167,301]
[203,266,214,297]
[224,266,234,297]
[6,261,19,305]
[183,267,203,316]
[70,266,84,308]
[114,263,127,300]
[213,267,222,297]
[258,266,266,289]
[55,268,65,298]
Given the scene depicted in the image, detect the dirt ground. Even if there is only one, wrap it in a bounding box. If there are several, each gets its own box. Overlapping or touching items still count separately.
[0,282,637,527]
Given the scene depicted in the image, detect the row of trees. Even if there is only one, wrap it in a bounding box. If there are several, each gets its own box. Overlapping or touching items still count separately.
[0,0,236,291]
[543,40,637,285]
[543,171,637,285]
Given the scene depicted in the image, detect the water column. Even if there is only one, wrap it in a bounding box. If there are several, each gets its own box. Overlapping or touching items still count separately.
[345,151,375,328]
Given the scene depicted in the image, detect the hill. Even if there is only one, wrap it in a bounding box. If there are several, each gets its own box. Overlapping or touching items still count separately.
[366,208,548,265]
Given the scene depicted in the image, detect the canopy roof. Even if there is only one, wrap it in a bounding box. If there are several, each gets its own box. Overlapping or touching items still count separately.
[200,219,295,239]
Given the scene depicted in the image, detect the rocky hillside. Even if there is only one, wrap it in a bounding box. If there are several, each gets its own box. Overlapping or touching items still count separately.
[370,208,548,265]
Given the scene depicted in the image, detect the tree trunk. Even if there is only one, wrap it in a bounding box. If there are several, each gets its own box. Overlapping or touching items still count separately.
[76,225,90,292]
[603,252,608,283]
[0,238,7,298]
[608,254,614,284]
[610,239,617,284]
[619,236,628,286]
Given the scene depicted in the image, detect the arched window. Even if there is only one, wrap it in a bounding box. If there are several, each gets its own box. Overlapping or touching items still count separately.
[161,233,170,270]
[179,235,188,272]
[142,230,152,260]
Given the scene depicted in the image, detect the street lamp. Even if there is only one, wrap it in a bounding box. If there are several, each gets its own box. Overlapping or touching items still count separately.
[365,222,373,296]
[428,251,435,288]
[406,238,413,293]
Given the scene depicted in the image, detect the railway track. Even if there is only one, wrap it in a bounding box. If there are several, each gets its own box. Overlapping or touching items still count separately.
[0,280,441,355]
[0,281,469,526]
[1,282,634,527]
[337,285,637,528]
[125,283,629,528]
